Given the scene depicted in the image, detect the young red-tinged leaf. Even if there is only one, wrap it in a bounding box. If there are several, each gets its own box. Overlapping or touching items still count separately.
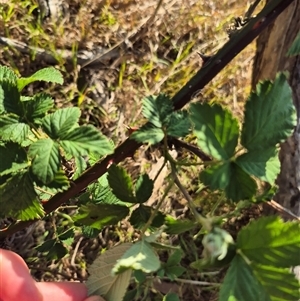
[73,203,129,230]
[219,255,271,301]
[190,103,239,160]
[236,147,280,184]
[135,174,154,203]
[87,243,133,301]
[237,216,300,267]
[29,138,60,184]
[107,164,137,203]
[241,73,296,151]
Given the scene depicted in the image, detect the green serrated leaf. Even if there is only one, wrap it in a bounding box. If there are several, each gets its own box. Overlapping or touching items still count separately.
[112,240,161,274]
[82,226,101,238]
[0,113,31,144]
[93,184,127,206]
[225,162,257,201]
[58,228,74,241]
[0,66,18,84]
[219,255,271,301]
[22,93,54,122]
[135,174,154,203]
[42,107,80,139]
[73,203,129,230]
[17,67,63,91]
[165,266,186,280]
[0,81,21,115]
[167,110,190,138]
[130,124,164,145]
[236,148,280,184]
[129,205,165,229]
[47,242,68,260]
[165,215,196,234]
[0,172,44,220]
[163,293,180,301]
[190,102,239,160]
[287,32,300,56]
[29,138,60,184]
[253,263,299,301]
[200,162,231,190]
[241,73,296,151]
[167,249,183,266]
[60,125,113,156]
[237,216,300,267]
[142,94,173,127]
[0,142,28,175]
[107,164,136,203]
[87,243,133,301]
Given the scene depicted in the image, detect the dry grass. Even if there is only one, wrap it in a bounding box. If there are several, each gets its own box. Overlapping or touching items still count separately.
[0,0,263,300]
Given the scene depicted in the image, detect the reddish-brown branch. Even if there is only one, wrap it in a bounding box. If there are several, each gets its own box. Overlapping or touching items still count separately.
[0,0,296,239]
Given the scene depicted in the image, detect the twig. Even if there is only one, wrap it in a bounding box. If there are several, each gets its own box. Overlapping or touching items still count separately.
[0,0,294,240]
[267,200,300,220]
[81,0,164,68]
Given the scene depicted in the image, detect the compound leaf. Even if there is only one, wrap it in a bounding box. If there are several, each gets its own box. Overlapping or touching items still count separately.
[17,67,63,91]
[107,164,136,203]
[29,138,60,184]
[237,216,300,267]
[190,103,239,160]
[241,73,296,151]
[87,243,133,301]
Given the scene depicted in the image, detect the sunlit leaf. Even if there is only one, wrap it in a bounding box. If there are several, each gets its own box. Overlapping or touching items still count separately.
[87,243,133,301]
[241,73,296,151]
